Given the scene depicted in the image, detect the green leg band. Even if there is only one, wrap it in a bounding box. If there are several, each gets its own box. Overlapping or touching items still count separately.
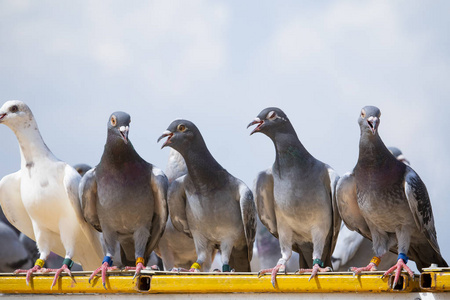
[312,258,324,268]
[62,258,74,269]
[222,264,231,272]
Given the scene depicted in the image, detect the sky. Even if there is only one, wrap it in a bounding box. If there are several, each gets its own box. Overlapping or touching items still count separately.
[0,0,449,270]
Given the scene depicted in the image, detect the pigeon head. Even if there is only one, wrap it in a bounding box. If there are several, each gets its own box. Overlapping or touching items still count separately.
[247,107,290,137]
[0,100,34,129]
[72,163,92,177]
[158,119,201,153]
[358,106,381,136]
[107,111,131,145]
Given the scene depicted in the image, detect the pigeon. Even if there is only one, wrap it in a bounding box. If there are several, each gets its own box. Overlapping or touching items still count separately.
[0,221,32,272]
[158,119,256,272]
[331,146,410,272]
[0,100,103,287]
[154,149,201,271]
[248,107,341,287]
[336,106,447,287]
[80,111,168,288]
[73,164,92,177]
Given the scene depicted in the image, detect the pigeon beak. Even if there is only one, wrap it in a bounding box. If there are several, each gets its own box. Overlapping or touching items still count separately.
[367,117,379,135]
[396,155,410,166]
[0,113,6,122]
[247,118,264,135]
[119,126,129,144]
[157,130,173,149]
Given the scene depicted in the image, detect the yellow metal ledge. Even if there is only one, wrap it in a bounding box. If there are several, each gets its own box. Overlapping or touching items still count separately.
[420,266,450,292]
[0,270,421,294]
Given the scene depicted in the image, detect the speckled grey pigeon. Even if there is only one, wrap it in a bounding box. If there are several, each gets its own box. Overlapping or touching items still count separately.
[158,120,256,272]
[154,149,202,271]
[0,100,103,288]
[80,111,168,288]
[248,107,341,287]
[331,146,410,272]
[336,106,447,287]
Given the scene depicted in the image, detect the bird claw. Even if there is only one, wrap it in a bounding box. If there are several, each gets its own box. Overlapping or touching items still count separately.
[15,265,42,286]
[296,264,332,281]
[383,259,413,288]
[89,262,116,289]
[258,264,285,288]
[351,262,377,276]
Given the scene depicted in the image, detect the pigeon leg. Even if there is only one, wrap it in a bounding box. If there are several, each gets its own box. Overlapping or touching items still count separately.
[124,257,147,279]
[258,259,286,288]
[296,259,332,281]
[14,258,46,285]
[220,241,233,272]
[351,256,381,275]
[89,256,118,289]
[43,258,76,289]
[382,253,414,288]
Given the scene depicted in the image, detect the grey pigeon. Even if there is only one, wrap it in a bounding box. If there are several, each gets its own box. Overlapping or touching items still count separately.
[0,100,103,288]
[0,221,32,272]
[154,149,202,270]
[158,119,256,272]
[331,146,410,272]
[248,107,340,287]
[336,106,447,287]
[80,111,168,288]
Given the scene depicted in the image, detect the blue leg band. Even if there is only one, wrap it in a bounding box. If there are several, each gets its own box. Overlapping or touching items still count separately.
[398,253,408,264]
[102,256,113,266]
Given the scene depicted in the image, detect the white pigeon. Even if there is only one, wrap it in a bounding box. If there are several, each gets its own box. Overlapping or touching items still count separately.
[0,100,103,287]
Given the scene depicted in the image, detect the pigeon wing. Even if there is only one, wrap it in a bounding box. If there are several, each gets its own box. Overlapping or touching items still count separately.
[146,167,169,253]
[0,171,35,240]
[336,172,371,240]
[238,181,257,261]
[404,166,440,253]
[168,175,192,238]
[79,168,102,232]
[254,168,278,238]
[327,166,342,253]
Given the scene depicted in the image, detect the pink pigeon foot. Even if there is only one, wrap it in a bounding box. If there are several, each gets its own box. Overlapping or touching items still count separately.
[14,264,42,285]
[382,259,414,288]
[258,263,286,288]
[124,262,146,279]
[42,264,75,289]
[351,262,378,275]
[296,264,332,281]
[89,262,118,289]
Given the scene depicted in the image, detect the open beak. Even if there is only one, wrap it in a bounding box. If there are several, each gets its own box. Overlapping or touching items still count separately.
[367,117,379,135]
[247,118,264,135]
[119,126,129,144]
[0,113,6,122]
[157,130,173,149]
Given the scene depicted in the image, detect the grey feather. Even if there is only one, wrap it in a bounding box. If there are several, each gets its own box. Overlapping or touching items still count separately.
[249,107,341,270]
[80,111,168,267]
[336,106,447,271]
[159,119,256,272]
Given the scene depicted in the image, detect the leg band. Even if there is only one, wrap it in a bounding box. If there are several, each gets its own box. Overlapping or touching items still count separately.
[136,257,145,266]
[370,256,381,267]
[222,264,231,272]
[35,258,45,268]
[191,262,201,270]
[398,253,408,264]
[312,258,324,268]
[62,258,74,269]
[102,256,113,266]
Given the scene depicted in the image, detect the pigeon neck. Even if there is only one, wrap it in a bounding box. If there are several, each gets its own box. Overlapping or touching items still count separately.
[357,132,395,168]
[10,119,56,168]
[271,130,314,169]
[102,137,142,165]
[180,141,225,184]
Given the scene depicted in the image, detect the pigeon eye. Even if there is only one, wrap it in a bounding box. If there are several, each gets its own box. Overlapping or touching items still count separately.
[10,105,18,113]
[110,116,117,126]
[361,110,366,118]
[177,124,186,132]
[267,111,277,120]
